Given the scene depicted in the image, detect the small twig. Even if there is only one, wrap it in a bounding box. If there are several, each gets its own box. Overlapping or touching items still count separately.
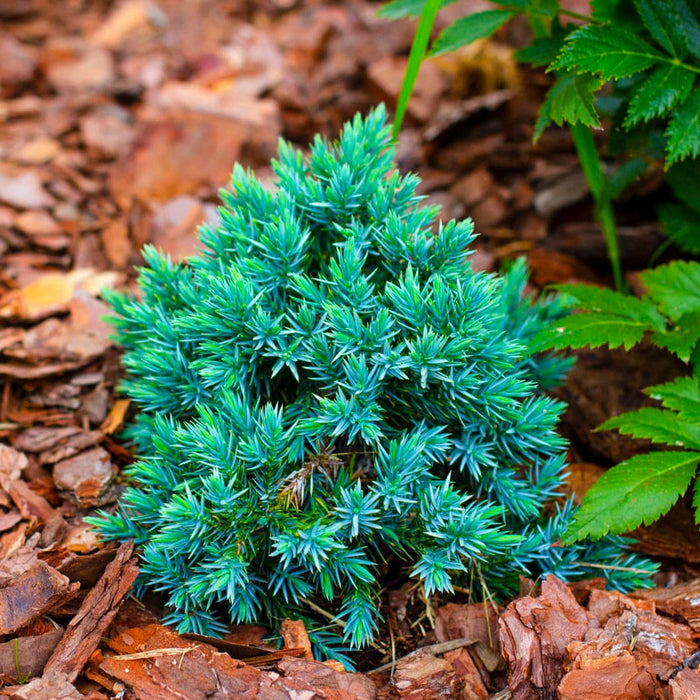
[452,585,471,595]
[408,613,426,629]
[366,637,478,674]
[388,623,396,678]
[575,562,655,575]
[109,647,196,661]
[476,563,500,650]
[301,598,384,651]
[488,690,512,700]
[302,598,344,627]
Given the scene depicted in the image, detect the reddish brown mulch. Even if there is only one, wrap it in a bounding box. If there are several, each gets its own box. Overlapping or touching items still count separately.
[0,0,697,697]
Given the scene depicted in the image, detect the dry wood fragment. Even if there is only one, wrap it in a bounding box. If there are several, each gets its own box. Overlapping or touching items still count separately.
[276,656,377,700]
[281,618,314,660]
[1,671,84,699]
[39,430,102,465]
[375,650,462,700]
[98,624,262,699]
[0,445,28,488]
[14,427,83,454]
[0,511,22,533]
[634,578,700,632]
[43,540,138,682]
[52,447,115,507]
[0,558,76,635]
[435,602,501,657]
[558,654,660,700]
[99,399,130,435]
[444,648,488,699]
[8,479,53,522]
[39,543,119,587]
[0,168,54,210]
[0,627,64,680]
[499,576,588,700]
[670,667,700,699]
[0,523,30,561]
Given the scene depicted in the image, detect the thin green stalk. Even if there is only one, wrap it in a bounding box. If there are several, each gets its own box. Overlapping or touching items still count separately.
[569,122,625,291]
[14,639,30,685]
[648,238,672,268]
[392,0,442,140]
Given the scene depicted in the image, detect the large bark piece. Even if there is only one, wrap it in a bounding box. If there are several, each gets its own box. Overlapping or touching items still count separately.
[43,540,138,682]
[0,557,76,635]
[499,576,588,700]
[98,623,262,700]
[3,672,84,699]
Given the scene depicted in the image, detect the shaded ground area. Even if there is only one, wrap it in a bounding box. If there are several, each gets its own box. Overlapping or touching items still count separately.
[0,0,699,697]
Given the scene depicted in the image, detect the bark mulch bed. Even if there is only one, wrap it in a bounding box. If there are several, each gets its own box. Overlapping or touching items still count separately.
[0,0,698,697]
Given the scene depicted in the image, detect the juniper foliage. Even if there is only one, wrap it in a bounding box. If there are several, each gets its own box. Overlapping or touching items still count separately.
[93,106,655,654]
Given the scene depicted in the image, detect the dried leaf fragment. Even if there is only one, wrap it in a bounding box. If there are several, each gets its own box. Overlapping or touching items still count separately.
[0,269,118,322]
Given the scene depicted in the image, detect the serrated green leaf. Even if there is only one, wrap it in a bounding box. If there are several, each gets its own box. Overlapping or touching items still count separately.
[694,479,700,524]
[601,407,700,449]
[554,284,666,327]
[534,72,602,139]
[634,0,688,57]
[666,91,700,166]
[652,311,700,361]
[430,10,515,56]
[624,64,695,127]
[562,451,700,541]
[646,375,700,421]
[532,283,666,351]
[658,202,700,254]
[666,159,700,214]
[640,260,700,320]
[552,26,665,80]
[532,313,653,351]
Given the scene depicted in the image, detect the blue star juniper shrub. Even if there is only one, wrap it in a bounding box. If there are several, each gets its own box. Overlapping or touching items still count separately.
[92,105,655,659]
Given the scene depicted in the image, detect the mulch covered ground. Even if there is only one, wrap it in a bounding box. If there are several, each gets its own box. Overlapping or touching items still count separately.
[1,0,699,697]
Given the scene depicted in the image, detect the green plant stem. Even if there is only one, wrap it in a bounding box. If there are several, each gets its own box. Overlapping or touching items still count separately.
[648,238,672,268]
[569,122,625,291]
[14,639,30,685]
[392,0,442,139]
